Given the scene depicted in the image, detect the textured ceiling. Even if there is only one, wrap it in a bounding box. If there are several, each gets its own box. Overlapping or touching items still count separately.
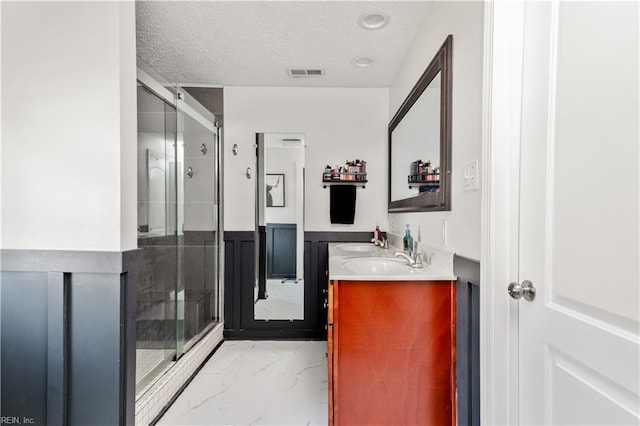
[136,1,432,87]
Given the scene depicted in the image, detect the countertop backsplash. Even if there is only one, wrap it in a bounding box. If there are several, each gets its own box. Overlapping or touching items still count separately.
[385,232,455,274]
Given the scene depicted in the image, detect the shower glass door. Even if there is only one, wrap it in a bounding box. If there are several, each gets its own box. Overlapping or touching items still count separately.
[175,92,221,356]
[135,82,221,395]
[136,85,179,392]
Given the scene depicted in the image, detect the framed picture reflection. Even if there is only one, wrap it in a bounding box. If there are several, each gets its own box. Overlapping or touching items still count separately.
[266,173,285,207]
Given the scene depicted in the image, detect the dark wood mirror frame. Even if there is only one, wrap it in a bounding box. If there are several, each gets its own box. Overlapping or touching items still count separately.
[388,35,452,213]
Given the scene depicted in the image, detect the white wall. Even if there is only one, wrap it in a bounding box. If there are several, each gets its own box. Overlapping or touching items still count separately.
[0,4,3,254]
[388,1,484,260]
[264,145,303,225]
[1,2,137,251]
[224,86,389,232]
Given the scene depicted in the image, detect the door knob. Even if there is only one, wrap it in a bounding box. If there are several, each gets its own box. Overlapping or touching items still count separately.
[508,280,536,301]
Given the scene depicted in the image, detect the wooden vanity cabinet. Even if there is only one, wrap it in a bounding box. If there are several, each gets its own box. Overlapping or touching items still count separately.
[327,279,456,426]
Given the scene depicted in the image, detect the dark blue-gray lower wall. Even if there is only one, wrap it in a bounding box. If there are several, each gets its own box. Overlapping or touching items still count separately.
[223,231,373,339]
[454,255,481,426]
[0,249,141,426]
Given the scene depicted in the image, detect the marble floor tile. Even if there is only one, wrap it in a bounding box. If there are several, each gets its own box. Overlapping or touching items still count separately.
[157,340,328,426]
[254,280,304,320]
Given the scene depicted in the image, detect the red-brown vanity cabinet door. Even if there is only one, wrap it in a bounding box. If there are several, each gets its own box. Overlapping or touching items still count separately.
[327,280,334,426]
[330,280,456,426]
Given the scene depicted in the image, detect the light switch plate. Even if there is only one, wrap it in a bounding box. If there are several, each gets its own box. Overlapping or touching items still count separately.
[463,159,479,191]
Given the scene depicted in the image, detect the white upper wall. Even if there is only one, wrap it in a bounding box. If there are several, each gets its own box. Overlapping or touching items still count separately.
[264,143,305,225]
[224,86,388,232]
[388,1,484,260]
[1,2,137,251]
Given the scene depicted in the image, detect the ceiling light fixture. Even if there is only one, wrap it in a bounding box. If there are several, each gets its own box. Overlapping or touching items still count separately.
[352,57,375,68]
[358,12,389,30]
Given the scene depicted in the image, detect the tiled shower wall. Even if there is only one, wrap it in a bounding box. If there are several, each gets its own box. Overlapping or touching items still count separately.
[136,231,219,351]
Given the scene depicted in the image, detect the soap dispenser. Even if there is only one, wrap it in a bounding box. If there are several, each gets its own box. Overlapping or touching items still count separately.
[403,225,413,254]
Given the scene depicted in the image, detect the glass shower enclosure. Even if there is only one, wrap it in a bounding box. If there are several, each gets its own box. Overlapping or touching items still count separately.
[135,80,221,395]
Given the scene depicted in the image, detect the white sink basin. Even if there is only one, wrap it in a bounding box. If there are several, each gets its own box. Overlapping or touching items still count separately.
[335,243,379,253]
[342,257,409,275]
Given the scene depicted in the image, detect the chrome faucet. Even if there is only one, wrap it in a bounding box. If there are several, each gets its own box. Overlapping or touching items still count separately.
[371,236,389,249]
[394,251,423,268]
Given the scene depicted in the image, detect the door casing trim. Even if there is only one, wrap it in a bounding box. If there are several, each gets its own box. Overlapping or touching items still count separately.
[480,2,525,424]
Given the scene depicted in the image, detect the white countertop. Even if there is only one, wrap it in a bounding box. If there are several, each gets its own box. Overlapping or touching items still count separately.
[328,242,457,281]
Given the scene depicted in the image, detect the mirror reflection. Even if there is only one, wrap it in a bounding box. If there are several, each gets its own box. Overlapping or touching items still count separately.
[255,133,305,321]
[391,71,441,202]
[388,35,452,212]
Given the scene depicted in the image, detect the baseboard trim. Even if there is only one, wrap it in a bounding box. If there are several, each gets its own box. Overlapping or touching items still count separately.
[223,329,326,340]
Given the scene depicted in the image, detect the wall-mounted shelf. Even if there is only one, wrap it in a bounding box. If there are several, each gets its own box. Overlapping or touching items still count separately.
[408,173,438,184]
[408,173,439,182]
[408,181,440,186]
[323,173,367,188]
[409,183,440,193]
[323,181,368,189]
[408,173,440,191]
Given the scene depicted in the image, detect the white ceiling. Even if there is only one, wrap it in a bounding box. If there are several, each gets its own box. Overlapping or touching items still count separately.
[136,1,432,88]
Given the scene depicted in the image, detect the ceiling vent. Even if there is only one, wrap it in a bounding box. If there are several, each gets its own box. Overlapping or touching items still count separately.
[287,68,324,78]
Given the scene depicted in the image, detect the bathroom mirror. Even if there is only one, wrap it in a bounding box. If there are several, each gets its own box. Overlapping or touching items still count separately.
[254,133,306,321]
[389,35,452,212]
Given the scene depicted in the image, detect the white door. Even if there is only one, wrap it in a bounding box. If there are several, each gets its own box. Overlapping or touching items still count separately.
[515,1,639,424]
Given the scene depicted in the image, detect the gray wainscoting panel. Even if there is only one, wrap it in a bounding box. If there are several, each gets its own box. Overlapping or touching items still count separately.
[47,272,68,426]
[1,249,128,273]
[1,272,49,424]
[68,273,122,425]
[454,255,480,426]
[0,248,142,426]
[122,251,141,425]
[266,223,296,279]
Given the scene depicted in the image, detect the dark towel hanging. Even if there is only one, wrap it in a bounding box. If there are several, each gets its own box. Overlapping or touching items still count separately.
[330,185,357,224]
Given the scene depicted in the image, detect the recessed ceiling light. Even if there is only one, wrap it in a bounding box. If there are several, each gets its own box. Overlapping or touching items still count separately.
[358,12,389,30]
[352,57,375,68]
